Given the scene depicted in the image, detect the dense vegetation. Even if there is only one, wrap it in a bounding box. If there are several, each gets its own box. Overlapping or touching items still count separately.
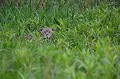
[0,0,120,79]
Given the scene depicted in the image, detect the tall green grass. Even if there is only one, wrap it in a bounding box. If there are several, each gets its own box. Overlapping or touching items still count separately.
[0,0,120,79]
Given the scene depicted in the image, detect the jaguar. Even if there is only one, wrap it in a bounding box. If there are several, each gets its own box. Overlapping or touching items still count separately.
[39,27,54,39]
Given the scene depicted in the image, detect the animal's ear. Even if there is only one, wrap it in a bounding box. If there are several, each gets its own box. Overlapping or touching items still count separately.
[52,28,54,31]
[39,28,43,32]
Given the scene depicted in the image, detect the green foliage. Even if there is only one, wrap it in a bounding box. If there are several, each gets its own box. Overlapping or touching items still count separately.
[0,0,120,79]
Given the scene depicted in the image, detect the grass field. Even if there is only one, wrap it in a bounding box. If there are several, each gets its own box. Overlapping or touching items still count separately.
[0,0,120,79]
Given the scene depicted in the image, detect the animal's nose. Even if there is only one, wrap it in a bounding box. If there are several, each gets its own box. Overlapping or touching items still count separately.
[47,37,49,39]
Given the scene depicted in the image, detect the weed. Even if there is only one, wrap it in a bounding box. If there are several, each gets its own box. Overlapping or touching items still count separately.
[0,0,120,79]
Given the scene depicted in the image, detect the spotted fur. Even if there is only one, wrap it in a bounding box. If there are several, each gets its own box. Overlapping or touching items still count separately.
[39,27,54,39]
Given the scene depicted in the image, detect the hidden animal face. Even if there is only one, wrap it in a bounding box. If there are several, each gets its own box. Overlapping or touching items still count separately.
[39,27,54,39]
